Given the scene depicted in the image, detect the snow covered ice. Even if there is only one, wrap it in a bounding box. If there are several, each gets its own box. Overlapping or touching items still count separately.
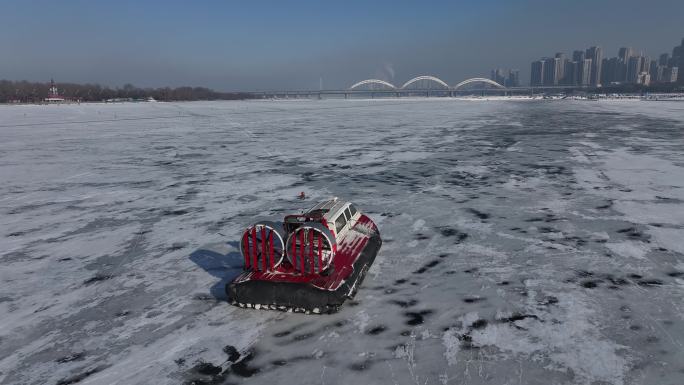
[1,99,684,385]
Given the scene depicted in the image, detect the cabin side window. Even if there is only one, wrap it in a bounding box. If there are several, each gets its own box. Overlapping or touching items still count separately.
[349,204,358,217]
[345,207,352,221]
[335,213,347,234]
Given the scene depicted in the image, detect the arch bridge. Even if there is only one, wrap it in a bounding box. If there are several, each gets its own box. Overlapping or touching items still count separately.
[349,76,505,90]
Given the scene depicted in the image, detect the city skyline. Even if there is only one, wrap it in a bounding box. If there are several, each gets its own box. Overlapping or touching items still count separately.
[2,0,684,90]
[528,38,683,88]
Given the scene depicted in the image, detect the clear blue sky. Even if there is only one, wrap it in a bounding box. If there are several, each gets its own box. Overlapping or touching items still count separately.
[1,0,683,90]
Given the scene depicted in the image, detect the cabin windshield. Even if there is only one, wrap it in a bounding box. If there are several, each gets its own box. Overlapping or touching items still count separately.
[335,213,347,234]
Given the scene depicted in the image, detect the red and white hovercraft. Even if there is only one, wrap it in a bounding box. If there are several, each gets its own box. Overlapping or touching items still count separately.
[227,198,382,314]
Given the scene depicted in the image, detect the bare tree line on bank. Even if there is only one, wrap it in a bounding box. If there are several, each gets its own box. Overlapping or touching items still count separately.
[0,80,254,103]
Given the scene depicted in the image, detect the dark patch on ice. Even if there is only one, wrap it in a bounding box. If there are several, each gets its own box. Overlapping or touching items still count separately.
[7,231,26,237]
[528,164,569,176]
[389,299,418,308]
[404,310,433,325]
[115,310,130,317]
[563,235,587,246]
[470,319,488,329]
[175,358,186,366]
[330,320,348,328]
[467,208,490,220]
[538,296,559,306]
[366,325,387,335]
[168,242,187,251]
[56,352,85,363]
[56,366,104,385]
[616,227,650,242]
[347,300,360,307]
[637,279,663,286]
[349,360,373,371]
[498,281,510,286]
[463,267,478,274]
[414,233,431,240]
[400,330,412,336]
[230,350,259,377]
[629,325,642,331]
[444,270,456,275]
[581,280,600,288]
[628,273,643,279]
[667,271,684,277]
[301,171,316,182]
[59,257,73,262]
[576,270,594,277]
[463,297,485,304]
[83,274,113,286]
[595,201,613,209]
[380,212,398,217]
[273,330,292,338]
[292,332,315,342]
[162,209,189,216]
[437,227,469,242]
[438,253,450,258]
[223,345,241,362]
[538,226,557,233]
[454,333,478,350]
[394,278,408,285]
[414,259,441,274]
[193,362,223,376]
[645,336,659,343]
[498,313,539,324]
[605,275,629,286]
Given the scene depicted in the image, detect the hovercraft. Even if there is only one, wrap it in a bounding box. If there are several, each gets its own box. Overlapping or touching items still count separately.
[227,198,382,314]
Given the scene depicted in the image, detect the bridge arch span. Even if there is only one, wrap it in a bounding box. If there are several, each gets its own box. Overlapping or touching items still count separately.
[401,75,450,89]
[349,79,397,90]
[453,78,505,90]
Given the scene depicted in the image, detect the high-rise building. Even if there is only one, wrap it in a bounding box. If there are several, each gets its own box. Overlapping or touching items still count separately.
[672,38,684,83]
[662,66,679,83]
[555,53,566,83]
[627,56,643,83]
[530,60,545,86]
[580,59,592,86]
[564,61,578,85]
[586,46,603,86]
[490,68,506,85]
[659,53,669,66]
[543,57,562,85]
[602,57,620,85]
[490,68,518,87]
[507,69,520,87]
[618,47,634,63]
[572,50,585,63]
[641,56,651,74]
[649,60,661,82]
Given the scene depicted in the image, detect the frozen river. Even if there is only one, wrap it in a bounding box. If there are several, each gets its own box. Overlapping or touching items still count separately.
[1,99,684,385]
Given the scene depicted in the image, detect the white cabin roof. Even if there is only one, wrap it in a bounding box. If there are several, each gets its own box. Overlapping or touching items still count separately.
[305,198,350,221]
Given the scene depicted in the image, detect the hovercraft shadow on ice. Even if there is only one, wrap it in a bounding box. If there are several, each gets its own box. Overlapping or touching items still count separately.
[227,198,382,314]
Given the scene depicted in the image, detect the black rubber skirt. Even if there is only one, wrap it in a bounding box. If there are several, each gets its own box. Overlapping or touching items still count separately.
[227,235,381,314]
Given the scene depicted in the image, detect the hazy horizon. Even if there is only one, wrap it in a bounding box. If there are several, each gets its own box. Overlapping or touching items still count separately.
[2,0,683,91]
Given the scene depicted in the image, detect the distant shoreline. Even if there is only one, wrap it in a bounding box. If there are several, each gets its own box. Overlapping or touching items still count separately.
[3,94,684,106]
